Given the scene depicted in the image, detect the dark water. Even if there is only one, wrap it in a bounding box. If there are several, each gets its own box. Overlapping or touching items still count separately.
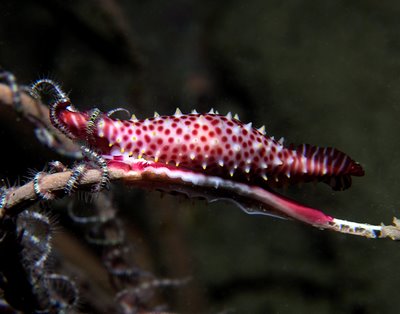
[0,1,399,313]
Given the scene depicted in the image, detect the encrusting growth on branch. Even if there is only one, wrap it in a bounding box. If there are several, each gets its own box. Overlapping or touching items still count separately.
[380,217,400,240]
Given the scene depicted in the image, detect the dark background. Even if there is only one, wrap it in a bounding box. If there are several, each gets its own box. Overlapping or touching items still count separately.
[1,1,400,313]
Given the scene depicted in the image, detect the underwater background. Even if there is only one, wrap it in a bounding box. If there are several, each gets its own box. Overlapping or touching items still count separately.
[1,1,400,313]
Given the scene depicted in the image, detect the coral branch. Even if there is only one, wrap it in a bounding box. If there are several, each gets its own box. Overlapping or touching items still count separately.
[2,163,400,241]
[1,167,129,217]
[0,82,80,156]
[0,82,45,119]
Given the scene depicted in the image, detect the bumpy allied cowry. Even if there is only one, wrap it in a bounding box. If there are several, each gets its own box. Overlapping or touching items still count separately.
[54,104,364,191]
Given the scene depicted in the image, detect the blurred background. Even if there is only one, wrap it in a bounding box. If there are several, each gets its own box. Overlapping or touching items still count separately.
[1,0,400,313]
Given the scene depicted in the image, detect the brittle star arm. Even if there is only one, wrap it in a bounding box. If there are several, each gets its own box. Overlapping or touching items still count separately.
[1,163,400,240]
